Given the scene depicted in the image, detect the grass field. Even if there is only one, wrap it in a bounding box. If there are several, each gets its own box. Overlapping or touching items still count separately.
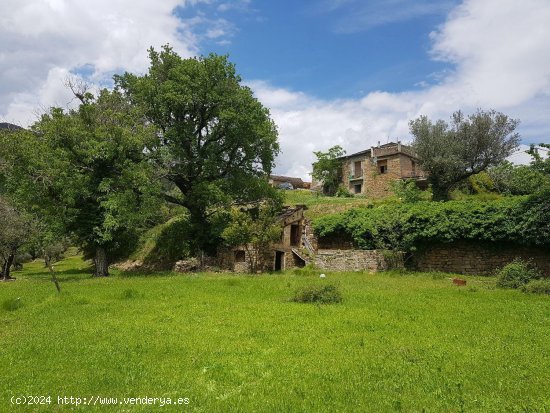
[1,254,549,412]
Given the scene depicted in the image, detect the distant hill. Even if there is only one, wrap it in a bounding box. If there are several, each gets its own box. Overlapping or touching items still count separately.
[0,122,22,131]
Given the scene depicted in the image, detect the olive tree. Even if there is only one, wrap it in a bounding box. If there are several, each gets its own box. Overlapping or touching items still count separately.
[410,109,520,200]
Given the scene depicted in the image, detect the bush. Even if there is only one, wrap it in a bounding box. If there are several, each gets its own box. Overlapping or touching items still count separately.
[391,179,424,203]
[2,297,23,311]
[335,185,353,198]
[496,259,542,289]
[292,284,343,304]
[521,279,550,295]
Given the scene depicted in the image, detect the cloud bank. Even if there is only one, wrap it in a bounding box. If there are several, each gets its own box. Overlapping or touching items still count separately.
[1,0,549,179]
[253,0,550,178]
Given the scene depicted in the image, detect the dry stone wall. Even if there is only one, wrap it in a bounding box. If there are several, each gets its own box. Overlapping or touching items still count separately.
[313,249,403,272]
[411,242,550,276]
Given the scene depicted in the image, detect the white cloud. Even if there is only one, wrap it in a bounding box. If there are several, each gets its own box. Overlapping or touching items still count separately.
[251,0,550,179]
[2,0,549,181]
[0,0,201,125]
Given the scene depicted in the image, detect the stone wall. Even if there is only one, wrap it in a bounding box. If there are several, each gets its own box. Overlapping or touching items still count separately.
[411,242,550,276]
[314,249,404,272]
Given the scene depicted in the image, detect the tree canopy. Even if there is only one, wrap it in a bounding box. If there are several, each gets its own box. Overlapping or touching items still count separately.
[311,145,346,196]
[0,89,161,276]
[410,109,520,200]
[115,46,280,253]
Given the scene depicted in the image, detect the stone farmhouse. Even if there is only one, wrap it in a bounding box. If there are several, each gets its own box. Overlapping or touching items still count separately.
[339,141,427,198]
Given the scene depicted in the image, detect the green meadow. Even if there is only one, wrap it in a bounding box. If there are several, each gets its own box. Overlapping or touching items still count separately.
[1,254,549,412]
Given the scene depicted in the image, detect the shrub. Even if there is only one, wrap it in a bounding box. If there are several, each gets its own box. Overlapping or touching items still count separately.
[2,297,23,311]
[496,259,542,289]
[292,284,343,304]
[335,185,353,198]
[521,279,550,295]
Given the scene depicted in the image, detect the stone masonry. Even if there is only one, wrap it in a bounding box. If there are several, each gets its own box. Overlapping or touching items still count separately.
[411,242,550,276]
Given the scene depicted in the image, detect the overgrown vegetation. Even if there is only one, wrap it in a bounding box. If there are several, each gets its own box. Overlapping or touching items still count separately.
[522,279,550,295]
[496,259,542,289]
[313,191,550,251]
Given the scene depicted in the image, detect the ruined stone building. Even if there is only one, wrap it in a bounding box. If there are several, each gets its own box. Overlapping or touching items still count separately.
[339,142,427,198]
[219,205,309,272]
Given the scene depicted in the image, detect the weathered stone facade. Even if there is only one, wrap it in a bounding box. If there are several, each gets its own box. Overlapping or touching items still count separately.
[314,249,404,272]
[220,205,308,273]
[410,242,550,276]
[340,142,427,198]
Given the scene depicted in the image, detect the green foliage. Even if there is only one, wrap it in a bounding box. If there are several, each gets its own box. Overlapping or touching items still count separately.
[313,191,550,251]
[115,46,280,253]
[410,109,520,200]
[2,297,23,311]
[467,171,495,194]
[488,161,550,195]
[335,184,353,198]
[390,179,425,202]
[221,202,282,272]
[132,215,192,266]
[496,259,542,289]
[292,284,343,304]
[527,143,550,176]
[311,145,346,196]
[522,279,550,295]
[0,89,162,276]
[0,197,33,278]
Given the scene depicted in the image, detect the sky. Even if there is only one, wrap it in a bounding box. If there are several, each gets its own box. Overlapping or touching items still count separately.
[1,0,550,179]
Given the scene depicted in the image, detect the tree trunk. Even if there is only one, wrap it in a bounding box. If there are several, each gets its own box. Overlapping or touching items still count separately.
[2,254,15,280]
[93,247,109,277]
[431,185,451,201]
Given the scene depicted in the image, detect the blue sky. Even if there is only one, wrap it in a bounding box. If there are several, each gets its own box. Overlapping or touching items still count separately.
[1,0,549,177]
[176,0,456,99]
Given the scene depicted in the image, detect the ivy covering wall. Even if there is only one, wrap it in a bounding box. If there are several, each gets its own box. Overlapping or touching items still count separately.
[313,191,550,251]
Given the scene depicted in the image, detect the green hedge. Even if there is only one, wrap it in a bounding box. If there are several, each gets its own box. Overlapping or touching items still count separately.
[313,191,550,251]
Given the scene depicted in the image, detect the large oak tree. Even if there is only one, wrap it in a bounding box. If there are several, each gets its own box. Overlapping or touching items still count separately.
[115,46,280,253]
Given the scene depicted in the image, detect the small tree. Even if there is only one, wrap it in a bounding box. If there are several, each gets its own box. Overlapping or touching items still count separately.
[0,198,32,280]
[221,203,282,273]
[312,145,346,196]
[527,143,550,176]
[1,89,162,277]
[410,109,520,200]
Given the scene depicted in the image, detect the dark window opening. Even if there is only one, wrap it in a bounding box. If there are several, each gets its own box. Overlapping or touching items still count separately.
[275,251,284,271]
[290,224,301,247]
[378,159,388,174]
[354,161,362,178]
[234,250,245,262]
[354,184,362,194]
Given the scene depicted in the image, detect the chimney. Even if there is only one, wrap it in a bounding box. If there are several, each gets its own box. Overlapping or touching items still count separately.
[397,140,402,152]
[377,140,380,147]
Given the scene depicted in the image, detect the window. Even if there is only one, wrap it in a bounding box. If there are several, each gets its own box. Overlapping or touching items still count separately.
[354,161,362,178]
[378,159,388,174]
[234,250,245,262]
[354,184,362,194]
